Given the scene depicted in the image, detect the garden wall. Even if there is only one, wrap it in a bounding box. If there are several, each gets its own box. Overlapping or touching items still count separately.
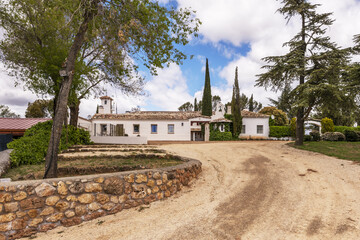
[0,157,202,240]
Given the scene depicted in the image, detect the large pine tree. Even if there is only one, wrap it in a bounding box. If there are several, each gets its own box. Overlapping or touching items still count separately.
[256,0,350,146]
[202,58,212,116]
[231,67,242,138]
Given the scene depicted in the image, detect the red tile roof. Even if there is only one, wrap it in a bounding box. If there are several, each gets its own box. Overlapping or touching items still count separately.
[0,118,51,130]
[92,111,209,120]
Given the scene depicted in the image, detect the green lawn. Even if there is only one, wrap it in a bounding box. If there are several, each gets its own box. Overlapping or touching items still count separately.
[291,141,360,161]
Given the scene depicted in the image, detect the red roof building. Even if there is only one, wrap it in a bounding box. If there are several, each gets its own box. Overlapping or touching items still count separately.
[0,118,51,137]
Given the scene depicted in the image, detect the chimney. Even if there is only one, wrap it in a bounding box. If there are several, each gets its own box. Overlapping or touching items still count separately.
[227,105,231,114]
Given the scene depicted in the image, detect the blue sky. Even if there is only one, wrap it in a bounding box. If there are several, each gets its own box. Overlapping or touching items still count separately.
[1,0,360,117]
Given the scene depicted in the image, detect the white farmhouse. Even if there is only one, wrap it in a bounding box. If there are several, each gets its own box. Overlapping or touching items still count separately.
[239,110,270,140]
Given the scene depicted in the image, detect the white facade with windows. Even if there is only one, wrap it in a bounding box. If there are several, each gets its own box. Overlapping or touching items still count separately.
[239,116,269,139]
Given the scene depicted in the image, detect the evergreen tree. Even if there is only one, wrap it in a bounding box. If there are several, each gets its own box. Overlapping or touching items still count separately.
[212,95,221,111]
[256,0,350,146]
[248,94,254,112]
[178,102,193,111]
[202,58,212,116]
[231,67,242,137]
[194,98,198,111]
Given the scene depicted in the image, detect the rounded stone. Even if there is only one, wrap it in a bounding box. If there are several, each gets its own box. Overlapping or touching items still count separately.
[153,172,161,180]
[46,213,64,223]
[152,186,159,193]
[35,183,56,197]
[103,177,124,195]
[78,194,95,204]
[66,195,77,202]
[27,209,38,218]
[0,223,10,232]
[0,213,16,223]
[162,173,168,183]
[124,174,134,183]
[69,182,84,194]
[156,180,162,185]
[55,201,70,212]
[40,207,54,216]
[46,196,60,206]
[110,196,119,204]
[16,211,27,218]
[65,210,75,218]
[96,193,109,205]
[0,193,12,203]
[13,191,27,201]
[57,181,68,195]
[135,174,147,183]
[118,195,128,204]
[0,204,2,213]
[4,202,18,213]
[147,179,155,187]
[29,218,43,227]
[11,218,26,230]
[94,177,104,183]
[85,183,102,193]
[75,205,87,216]
[20,197,44,210]
[88,202,101,211]
[101,202,115,211]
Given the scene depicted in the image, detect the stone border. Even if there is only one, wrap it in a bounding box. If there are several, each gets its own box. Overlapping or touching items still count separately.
[0,155,202,240]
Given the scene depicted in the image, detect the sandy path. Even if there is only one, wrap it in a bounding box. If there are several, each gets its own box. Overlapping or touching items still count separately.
[29,142,360,240]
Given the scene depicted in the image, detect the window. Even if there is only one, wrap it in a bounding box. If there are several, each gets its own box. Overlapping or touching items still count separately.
[168,124,174,134]
[94,124,96,136]
[104,100,107,105]
[151,124,158,134]
[257,125,263,134]
[133,124,140,134]
[241,125,246,134]
[220,124,224,132]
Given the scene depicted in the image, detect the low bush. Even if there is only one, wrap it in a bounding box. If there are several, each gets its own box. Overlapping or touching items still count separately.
[321,132,345,141]
[310,130,321,141]
[304,135,312,141]
[344,130,358,142]
[269,126,291,138]
[334,126,360,134]
[8,121,92,167]
[210,131,233,141]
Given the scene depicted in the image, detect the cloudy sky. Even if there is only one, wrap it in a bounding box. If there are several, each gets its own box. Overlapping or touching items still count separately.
[1,0,360,118]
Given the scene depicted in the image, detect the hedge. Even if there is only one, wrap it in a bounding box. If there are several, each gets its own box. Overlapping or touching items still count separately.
[321,132,345,141]
[269,126,291,138]
[334,126,360,134]
[210,131,233,141]
[7,121,92,167]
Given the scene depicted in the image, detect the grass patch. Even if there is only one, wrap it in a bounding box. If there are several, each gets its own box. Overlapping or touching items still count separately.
[3,156,183,181]
[291,141,360,161]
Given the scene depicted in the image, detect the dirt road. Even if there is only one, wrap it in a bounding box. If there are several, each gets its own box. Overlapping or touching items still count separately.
[31,142,360,240]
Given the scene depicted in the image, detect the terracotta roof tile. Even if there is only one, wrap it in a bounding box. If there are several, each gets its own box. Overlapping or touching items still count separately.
[92,111,209,120]
[0,118,51,130]
[241,110,269,118]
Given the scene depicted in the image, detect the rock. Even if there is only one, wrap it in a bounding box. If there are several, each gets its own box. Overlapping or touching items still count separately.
[57,181,68,195]
[0,234,5,240]
[83,211,105,221]
[103,177,124,195]
[101,202,115,211]
[144,195,156,204]
[45,196,60,206]
[0,204,2,213]
[61,217,82,227]
[160,185,167,191]
[147,179,155,187]
[124,183,132,194]
[147,171,153,179]
[75,205,87,216]
[46,213,64,222]
[4,202,18,212]
[156,192,164,200]
[156,180,162,185]
[69,182,84,194]
[6,186,16,192]
[153,172,161,180]
[11,218,27,230]
[35,183,56,197]
[124,200,139,209]
[94,177,104,183]
[29,218,43,227]
[124,174,134,183]
[66,195,77,202]
[131,185,147,199]
[110,196,119,203]
[88,202,101,211]
[164,190,171,197]
[96,193,109,205]
[108,204,123,214]
[55,201,70,212]
[65,210,75,218]
[118,195,128,203]
[39,223,57,232]
[85,183,102,193]
[20,197,44,210]
[162,173,168,183]
[40,207,54,216]
[13,191,27,201]
[78,194,95,204]
[0,223,10,232]
[27,209,38,218]
[166,180,173,187]
[152,186,159,193]
[0,193,12,203]
[135,174,147,183]
[16,211,27,218]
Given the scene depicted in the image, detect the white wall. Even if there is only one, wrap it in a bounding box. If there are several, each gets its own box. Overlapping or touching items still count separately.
[91,119,191,141]
[91,136,147,145]
[78,118,91,130]
[240,117,269,139]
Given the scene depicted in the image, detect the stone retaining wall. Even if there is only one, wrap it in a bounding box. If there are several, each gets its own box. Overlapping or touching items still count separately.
[0,156,202,240]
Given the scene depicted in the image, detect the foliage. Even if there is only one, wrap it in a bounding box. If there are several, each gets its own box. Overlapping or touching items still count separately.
[25,99,53,118]
[259,107,288,126]
[256,0,351,146]
[321,118,335,134]
[344,130,358,142]
[7,121,92,167]
[304,135,312,142]
[212,95,221,111]
[248,94,254,112]
[269,126,291,138]
[321,132,345,141]
[231,67,242,137]
[268,83,296,119]
[210,131,233,141]
[310,130,321,141]
[194,98,198,111]
[202,58,212,116]
[290,118,296,137]
[0,105,19,118]
[178,102,193,111]
[334,126,360,134]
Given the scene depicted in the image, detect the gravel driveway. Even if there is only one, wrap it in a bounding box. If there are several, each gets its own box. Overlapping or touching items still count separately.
[29,141,360,240]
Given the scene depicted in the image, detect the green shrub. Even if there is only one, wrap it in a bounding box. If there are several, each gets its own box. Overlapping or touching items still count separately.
[304,135,312,141]
[334,126,360,134]
[321,118,334,134]
[7,121,92,167]
[321,132,345,141]
[290,118,296,137]
[310,130,321,141]
[269,126,291,138]
[210,131,233,141]
[344,130,358,142]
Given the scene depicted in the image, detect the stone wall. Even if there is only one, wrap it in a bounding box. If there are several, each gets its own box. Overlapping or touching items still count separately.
[0,157,201,240]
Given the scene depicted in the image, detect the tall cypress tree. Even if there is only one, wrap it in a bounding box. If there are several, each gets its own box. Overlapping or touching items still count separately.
[231,67,242,137]
[248,94,254,112]
[202,58,212,116]
[194,98,198,111]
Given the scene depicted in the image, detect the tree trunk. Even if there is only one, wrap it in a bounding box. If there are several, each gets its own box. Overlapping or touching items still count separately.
[69,102,80,127]
[44,1,99,178]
